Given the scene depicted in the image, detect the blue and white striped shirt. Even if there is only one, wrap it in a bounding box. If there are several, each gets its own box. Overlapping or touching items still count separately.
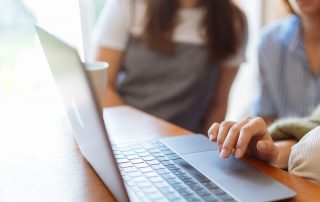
[252,15,320,118]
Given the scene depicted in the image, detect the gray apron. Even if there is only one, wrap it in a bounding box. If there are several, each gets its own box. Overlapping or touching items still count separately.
[117,37,219,132]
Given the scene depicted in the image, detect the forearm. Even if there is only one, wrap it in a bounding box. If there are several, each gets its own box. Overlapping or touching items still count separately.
[103,87,125,107]
[203,68,238,132]
[271,139,298,169]
[95,47,125,108]
[204,103,227,132]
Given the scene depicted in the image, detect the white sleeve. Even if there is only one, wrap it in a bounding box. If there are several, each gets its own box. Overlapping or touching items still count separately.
[92,0,131,51]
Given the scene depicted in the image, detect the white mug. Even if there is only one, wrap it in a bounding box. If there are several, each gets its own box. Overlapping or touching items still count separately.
[85,61,108,107]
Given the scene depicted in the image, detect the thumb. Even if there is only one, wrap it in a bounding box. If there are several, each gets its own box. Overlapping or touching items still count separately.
[256,140,276,155]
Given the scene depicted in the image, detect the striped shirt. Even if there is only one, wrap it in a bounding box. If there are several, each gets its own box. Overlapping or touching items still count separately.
[289,126,320,185]
[252,15,320,118]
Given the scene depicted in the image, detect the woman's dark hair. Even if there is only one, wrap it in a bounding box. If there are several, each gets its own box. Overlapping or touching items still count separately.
[143,0,246,64]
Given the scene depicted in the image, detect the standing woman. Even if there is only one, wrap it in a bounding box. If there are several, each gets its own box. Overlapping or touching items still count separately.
[92,0,247,132]
[252,0,320,124]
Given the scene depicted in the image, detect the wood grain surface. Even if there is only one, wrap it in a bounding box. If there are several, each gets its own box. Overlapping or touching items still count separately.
[0,102,319,202]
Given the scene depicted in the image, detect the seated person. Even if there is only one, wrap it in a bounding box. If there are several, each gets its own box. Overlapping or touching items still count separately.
[208,104,320,184]
[252,0,320,124]
[92,0,247,132]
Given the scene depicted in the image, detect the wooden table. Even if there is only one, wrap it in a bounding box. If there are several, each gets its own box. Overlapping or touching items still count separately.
[0,102,319,201]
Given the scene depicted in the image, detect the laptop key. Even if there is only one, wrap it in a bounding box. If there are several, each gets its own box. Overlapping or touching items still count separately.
[137,181,153,188]
[149,176,165,183]
[116,158,129,164]
[112,150,121,155]
[179,189,194,197]
[134,148,147,153]
[166,164,180,170]
[119,162,134,168]
[156,168,170,175]
[141,142,155,149]
[142,155,155,161]
[134,162,149,168]
[211,188,226,195]
[123,166,137,173]
[161,173,176,180]
[118,147,131,152]
[138,152,150,157]
[140,167,154,173]
[218,194,236,201]
[166,192,182,200]
[129,144,141,150]
[152,153,165,158]
[148,192,164,200]
[185,196,202,202]
[143,186,158,194]
[127,171,142,178]
[115,154,125,159]
[173,159,210,183]
[189,183,203,191]
[126,154,140,160]
[196,189,211,197]
[148,148,161,153]
[161,160,174,166]
[166,178,182,185]
[157,156,170,161]
[130,158,144,164]
[202,195,220,202]
[132,176,148,183]
[135,191,146,199]
[202,182,219,190]
[154,181,170,188]
[172,170,185,176]
[146,160,160,165]
[122,150,136,156]
[144,171,158,178]
[167,154,181,160]
[159,186,175,194]
[162,150,175,155]
[150,164,165,170]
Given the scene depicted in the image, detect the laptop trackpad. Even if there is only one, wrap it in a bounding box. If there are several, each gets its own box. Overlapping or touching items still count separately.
[181,151,296,202]
[160,134,217,154]
[181,150,258,181]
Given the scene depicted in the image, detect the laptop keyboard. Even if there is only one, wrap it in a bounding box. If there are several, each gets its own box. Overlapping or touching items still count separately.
[112,140,236,202]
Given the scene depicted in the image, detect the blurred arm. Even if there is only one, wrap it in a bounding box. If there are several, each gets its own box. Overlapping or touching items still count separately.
[96,47,125,107]
[203,67,239,132]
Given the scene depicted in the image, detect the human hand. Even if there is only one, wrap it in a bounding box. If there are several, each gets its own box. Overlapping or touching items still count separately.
[208,117,278,164]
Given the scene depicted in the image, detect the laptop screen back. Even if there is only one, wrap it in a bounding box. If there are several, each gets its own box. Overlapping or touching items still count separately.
[35,25,129,202]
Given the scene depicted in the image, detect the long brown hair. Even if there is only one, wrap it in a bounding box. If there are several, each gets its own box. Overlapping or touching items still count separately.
[143,0,246,64]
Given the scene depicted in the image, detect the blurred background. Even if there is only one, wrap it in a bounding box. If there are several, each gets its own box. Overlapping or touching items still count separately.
[0,0,289,147]
[0,0,289,117]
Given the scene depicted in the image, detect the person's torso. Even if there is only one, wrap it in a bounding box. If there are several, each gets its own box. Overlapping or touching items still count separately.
[118,38,219,132]
[262,15,320,117]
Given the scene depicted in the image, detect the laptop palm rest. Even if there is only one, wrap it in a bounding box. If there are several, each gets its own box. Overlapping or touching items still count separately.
[161,135,296,202]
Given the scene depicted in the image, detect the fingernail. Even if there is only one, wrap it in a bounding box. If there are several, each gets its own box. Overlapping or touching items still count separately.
[235,149,242,158]
[209,134,214,141]
[220,149,228,158]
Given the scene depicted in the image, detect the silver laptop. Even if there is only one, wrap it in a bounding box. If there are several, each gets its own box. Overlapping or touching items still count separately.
[36,25,296,202]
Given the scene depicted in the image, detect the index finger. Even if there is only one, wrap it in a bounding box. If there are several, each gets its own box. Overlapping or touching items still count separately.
[235,117,269,158]
[208,123,220,142]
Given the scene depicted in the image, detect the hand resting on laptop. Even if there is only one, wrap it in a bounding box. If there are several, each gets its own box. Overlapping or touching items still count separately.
[208,116,320,184]
[207,116,296,169]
